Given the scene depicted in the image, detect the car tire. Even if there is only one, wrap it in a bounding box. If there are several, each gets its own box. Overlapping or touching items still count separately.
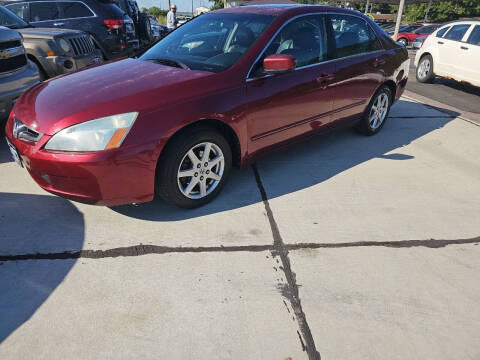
[156,128,232,208]
[138,12,154,45]
[355,85,392,136]
[416,54,435,83]
[398,38,408,47]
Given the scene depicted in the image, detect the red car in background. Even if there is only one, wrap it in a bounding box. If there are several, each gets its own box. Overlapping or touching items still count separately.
[396,24,440,46]
[5,5,409,208]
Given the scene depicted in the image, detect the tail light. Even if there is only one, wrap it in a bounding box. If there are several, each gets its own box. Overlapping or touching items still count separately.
[104,19,124,30]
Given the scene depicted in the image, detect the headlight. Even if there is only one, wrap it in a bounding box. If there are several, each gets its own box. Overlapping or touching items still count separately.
[45,112,138,152]
[57,38,72,53]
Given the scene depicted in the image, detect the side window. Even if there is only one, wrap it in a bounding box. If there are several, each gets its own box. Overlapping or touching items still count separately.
[30,2,61,22]
[444,24,471,41]
[58,2,94,18]
[467,25,480,46]
[436,26,450,38]
[5,3,28,20]
[251,15,326,77]
[328,15,381,58]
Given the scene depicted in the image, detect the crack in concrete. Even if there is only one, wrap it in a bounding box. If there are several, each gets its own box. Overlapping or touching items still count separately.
[252,163,321,360]
[1,237,478,262]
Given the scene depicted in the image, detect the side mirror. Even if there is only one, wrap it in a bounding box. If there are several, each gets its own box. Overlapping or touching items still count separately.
[263,54,296,74]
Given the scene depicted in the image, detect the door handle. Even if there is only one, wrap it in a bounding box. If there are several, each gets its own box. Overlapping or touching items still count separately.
[460,46,469,50]
[53,22,64,26]
[316,73,335,88]
[437,41,444,45]
[372,58,386,68]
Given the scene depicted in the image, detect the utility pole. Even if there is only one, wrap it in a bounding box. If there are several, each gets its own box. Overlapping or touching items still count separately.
[424,0,432,23]
[168,0,171,10]
[365,0,370,14]
[393,0,406,41]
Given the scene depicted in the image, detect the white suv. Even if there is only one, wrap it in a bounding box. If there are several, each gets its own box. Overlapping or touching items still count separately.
[414,20,480,87]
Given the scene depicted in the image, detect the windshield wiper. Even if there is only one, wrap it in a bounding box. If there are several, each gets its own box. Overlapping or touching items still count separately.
[145,58,190,70]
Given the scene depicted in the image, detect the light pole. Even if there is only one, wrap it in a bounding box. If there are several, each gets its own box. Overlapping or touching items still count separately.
[393,0,406,41]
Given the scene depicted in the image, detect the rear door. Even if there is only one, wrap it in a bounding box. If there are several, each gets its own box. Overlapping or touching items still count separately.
[246,14,335,155]
[461,24,480,86]
[28,1,63,28]
[326,14,385,124]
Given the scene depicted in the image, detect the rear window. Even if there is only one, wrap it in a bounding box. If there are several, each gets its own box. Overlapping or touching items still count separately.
[444,24,471,41]
[467,25,480,46]
[436,26,450,38]
[418,26,437,35]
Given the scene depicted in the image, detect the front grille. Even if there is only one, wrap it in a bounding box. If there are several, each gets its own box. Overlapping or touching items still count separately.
[0,40,21,50]
[67,35,96,56]
[0,54,27,73]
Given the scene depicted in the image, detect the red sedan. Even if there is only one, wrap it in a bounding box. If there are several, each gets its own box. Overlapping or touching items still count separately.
[396,24,440,47]
[5,5,409,208]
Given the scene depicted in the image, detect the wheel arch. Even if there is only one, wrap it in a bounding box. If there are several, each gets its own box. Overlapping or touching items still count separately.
[26,53,48,79]
[158,118,242,169]
[382,80,397,103]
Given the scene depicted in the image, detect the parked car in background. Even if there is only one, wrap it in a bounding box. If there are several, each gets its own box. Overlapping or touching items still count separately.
[0,26,39,125]
[411,35,427,50]
[387,23,423,36]
[148,15,168,39]
[415,20,480,87]
[396,24,440,46]
[0,5,101,80]
[5,5,409,208]
[2,0,139,59]
[115,0,152,47]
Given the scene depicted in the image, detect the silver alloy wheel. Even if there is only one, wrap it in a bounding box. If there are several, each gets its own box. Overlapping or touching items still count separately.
[369,93,389,130]
[177,142,225,199]
[417,58,431,79]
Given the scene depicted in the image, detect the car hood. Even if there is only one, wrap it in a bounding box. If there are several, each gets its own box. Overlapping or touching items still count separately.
[14,58,214,135]
[18,27,83,39]
[0,26,22,41]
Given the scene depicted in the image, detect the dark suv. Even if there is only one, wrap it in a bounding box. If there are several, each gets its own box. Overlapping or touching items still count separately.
[2,0,139,59]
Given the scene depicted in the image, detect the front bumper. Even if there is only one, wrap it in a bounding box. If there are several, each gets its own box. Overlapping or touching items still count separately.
[0,61,40,120]
[43,49,103,78]
[4,112,159,206]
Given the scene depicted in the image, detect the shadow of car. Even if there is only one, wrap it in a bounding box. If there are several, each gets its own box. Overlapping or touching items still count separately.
[110,99,457,221]
[0,192,85,343]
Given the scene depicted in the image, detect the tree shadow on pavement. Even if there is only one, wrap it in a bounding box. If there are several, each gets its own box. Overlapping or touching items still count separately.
[0,193,84,343]
[111,100,458,221]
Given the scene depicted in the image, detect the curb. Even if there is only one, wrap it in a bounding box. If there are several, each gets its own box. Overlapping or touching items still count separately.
[403,90,480,126]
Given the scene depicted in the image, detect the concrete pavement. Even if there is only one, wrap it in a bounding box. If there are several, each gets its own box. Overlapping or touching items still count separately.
[1,98,479,359]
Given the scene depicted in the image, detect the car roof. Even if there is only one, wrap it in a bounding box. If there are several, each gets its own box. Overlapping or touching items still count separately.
[215,4,365,17]
[441,19,480,26]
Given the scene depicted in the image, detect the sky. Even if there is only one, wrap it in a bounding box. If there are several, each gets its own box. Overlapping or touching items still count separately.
[137,0,214,13]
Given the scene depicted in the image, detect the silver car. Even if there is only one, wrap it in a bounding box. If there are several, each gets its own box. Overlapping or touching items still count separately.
[0,26,39,122]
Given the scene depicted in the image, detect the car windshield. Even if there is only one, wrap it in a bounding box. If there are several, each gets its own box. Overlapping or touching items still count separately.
[0,6,28,29]
[140,13,274,73]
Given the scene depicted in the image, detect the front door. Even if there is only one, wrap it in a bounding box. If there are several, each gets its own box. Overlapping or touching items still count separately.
[438,24,471,76]
[246,14,335,156]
